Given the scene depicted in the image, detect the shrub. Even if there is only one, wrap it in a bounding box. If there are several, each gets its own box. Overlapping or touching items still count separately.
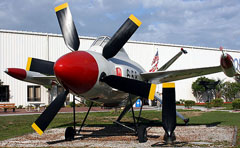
[211,98,224,107]
[232,99,240,110]
[184,100,195,109]
[179,99,185,104]
[17,105,23,109]
[69,102,75,107]
[205,102,212,109]
[176,101,181,105]
[68,102,85,107]
[85,100,101,107]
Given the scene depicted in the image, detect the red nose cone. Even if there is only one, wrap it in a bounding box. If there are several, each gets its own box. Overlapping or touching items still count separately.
[54,51,99,94]
[5,68,26,80]
[221,53,233,69]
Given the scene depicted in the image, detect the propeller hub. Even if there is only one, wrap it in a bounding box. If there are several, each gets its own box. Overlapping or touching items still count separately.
[54,51,99,94]
[220,53,233,69]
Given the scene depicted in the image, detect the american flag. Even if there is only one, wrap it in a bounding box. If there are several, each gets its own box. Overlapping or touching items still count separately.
[149,51,159,72]
[149,62,158,72]
[151,51,159,66]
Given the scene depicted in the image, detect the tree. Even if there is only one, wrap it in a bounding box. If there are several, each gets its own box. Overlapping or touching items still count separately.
[192,76,240,102]
[214,79,225,99]
[221,82,240,102]
[192,77,217,102]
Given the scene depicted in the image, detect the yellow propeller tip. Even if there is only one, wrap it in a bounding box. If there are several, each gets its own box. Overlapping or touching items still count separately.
[55,3,68,12]
[129,14,142,27]
[32,123,43,135]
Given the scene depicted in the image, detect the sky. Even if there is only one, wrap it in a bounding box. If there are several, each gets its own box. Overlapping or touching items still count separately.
[0,0,240,50]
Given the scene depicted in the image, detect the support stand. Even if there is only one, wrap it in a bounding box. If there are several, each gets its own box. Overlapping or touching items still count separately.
[114,96,147,143]
[77,101,93,134]
[65,99,93,141]
[129,97,137,132]
[136,98,143,125]
[73,95,76,132]
[65,95,76,141]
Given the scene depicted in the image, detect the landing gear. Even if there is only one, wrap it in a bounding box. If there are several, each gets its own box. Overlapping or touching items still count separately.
[115,96,148,143]
[65,95,93,141]
[138,125,147,143]
[65,127,75,141]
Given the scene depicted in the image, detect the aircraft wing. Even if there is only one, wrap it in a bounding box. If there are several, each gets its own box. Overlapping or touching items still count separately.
[5,68,58,88]
[140,66,222,84]
[32,76,57,81]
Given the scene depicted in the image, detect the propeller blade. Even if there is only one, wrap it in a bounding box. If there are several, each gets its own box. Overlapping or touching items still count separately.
[162,83,176,143]
[102,14,142,59]
[55,3,80,51]
[26,57,54,75]
[101,75,156,100]
[32,90,69,135]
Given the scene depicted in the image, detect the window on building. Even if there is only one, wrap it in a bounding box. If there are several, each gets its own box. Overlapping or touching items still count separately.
[27,85,41,102]
[0,85,9,102]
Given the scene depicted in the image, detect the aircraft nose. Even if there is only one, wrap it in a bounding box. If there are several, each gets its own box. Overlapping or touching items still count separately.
[54,51,99,94]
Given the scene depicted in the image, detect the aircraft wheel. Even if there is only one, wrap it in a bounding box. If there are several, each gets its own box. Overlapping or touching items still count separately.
[138,125,148,143]
[65,127,75,141]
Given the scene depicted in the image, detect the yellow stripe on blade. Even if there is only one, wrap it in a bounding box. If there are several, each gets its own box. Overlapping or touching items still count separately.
[32,123,43,135]
[55,3,68,12]
[26,57,32,71]
[129,14,142,27]
[148,84,156,100]
[163,83,175,88]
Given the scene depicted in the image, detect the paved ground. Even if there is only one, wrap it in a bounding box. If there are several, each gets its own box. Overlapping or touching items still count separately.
[0,106,238,147]
[0,125,235,147]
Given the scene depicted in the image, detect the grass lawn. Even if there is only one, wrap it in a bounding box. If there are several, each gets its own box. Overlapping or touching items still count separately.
[0,109,240,146]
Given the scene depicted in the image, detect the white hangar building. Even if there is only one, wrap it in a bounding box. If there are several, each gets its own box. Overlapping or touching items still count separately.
[0,29,240,107]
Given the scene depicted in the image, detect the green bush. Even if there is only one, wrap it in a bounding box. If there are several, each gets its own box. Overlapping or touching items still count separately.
[176,101,181,105]
[85,100,101,107]
[17,105,23,109]
[69,102,75,107]
[205,102,212,109]
[184,100,195,108]
[232,99,240,110]
[68,102,85,107]
[179,99,185,104]
[211,98,224,107]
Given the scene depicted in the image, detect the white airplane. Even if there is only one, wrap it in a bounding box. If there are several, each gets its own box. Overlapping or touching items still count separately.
[5,3,238,143]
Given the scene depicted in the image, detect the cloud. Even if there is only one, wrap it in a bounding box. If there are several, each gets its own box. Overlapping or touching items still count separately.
[132,0,240,50]
[0,0,240,50]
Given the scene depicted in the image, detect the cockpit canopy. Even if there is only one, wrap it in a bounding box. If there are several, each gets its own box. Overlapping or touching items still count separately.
[90,36,110,48]
[89,36,129,59]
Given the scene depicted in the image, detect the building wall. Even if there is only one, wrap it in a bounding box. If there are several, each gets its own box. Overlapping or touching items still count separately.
[1,30,240,106]
[125,41,240,101]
